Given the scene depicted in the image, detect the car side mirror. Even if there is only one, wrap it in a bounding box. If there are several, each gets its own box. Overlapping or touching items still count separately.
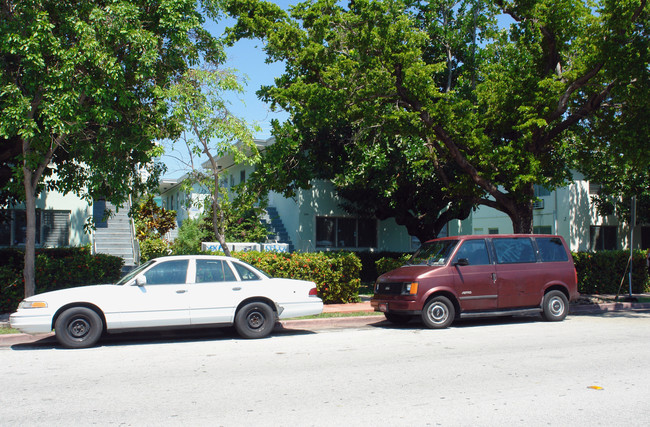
[135,276,147,287]
[454,258,470,266]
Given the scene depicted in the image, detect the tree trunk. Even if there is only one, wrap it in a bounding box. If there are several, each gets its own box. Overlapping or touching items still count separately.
[22,170,37,297]
[212,174,231,257]
[508,201,534,234]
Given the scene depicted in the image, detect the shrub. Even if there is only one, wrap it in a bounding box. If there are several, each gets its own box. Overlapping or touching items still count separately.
[0,248,123,313]
[232,251,362,304]
[172,218,210,255]
[356,251,412,283]
[572,250,649,294]
[376,254,412,276]
[139,238,172,262]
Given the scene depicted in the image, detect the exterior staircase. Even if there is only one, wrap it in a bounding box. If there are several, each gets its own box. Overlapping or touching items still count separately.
[263,206,294,252]
[93,199,138,271]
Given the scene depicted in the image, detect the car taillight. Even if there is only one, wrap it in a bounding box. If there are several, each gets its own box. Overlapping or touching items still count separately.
[309,287,319,297]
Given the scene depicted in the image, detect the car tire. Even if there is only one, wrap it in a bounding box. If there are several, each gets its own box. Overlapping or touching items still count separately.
[421,296,455,329]
[54,307,103,349]
[234,302,276,339]
[542,290,569,322]
[384,312,412,324]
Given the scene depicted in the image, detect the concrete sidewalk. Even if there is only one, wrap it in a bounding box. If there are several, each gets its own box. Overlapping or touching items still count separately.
[2,295,650,347]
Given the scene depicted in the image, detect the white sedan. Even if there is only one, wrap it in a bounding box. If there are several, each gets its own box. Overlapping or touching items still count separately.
[10,255,323,348]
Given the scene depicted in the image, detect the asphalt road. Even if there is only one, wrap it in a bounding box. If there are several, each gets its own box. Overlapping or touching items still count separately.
[2,312,649,426]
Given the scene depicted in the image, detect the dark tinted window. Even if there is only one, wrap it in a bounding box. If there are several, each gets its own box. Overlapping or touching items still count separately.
[453,239,491,265]
[537,238,568,262]
[144,260,189,285]
[493,238,537,264]
[196,259,237,283]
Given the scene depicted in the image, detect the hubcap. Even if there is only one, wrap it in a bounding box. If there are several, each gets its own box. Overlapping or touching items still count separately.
[427,302,448,324]
[68,317,90,338]
[549,297,564,316]
[247,310,265,329]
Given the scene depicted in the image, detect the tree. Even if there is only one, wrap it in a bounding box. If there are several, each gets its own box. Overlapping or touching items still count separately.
[224,0,649,234]
[165,67,260,256]
[1,0,222,296]
[133,194,177,261]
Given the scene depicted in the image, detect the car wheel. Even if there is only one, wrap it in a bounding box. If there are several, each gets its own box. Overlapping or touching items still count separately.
[234,302,276,339]
[542,290,569,322]
[384,312,412,324]
[54,307,103,349]
[421,296,455,329]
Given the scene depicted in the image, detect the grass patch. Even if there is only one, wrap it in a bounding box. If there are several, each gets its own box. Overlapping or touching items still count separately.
[0,327,20,334]
[290,311,383,320]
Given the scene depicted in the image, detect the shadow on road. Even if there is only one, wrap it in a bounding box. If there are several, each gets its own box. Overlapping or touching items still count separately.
[10,324,315,351]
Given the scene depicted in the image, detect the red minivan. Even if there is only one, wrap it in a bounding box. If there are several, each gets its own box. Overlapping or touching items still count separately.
[371,235,579,328]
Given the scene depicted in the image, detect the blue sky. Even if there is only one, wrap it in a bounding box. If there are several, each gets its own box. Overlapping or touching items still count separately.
[160,2,296,179]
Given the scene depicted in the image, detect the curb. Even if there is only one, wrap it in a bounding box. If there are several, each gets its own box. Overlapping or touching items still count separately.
[2,302,649,347]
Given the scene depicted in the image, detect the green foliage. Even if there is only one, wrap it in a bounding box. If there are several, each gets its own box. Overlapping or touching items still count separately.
[132,194,177,262]
[356,251,412,282]
[1,0,223,296]
[200,191,270,244]
[164,66,261,255]
[232,251,362,303]
[172,218,211,255]
[139,238,172,262]
[375,254,413,277]
[133,195,177,240]
[573,250,649,295]
[0,248,123,313]
[224,0,649,234]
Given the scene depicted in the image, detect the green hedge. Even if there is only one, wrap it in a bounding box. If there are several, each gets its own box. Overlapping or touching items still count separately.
[355,251,412,283]
[232,251,362,304]
[0,248,124,313]
[573,250,649,294]
[375,249,650,295]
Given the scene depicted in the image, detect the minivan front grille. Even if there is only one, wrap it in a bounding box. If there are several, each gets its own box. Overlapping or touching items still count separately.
[375,282,404,295]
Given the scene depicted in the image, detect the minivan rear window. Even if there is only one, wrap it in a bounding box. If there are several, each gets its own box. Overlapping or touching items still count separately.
[408,240,459,266]
[536,237,569,262]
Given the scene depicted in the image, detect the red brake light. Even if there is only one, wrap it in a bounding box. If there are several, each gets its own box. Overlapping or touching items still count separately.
[309,287,319,296]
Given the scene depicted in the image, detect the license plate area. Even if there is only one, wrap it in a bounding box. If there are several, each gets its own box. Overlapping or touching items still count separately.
[378,303,388,312]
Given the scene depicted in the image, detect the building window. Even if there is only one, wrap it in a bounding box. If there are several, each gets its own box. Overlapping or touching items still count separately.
[642,226,650,250]
[315,217,377,248]
[534,184,551,197]
[534,225,552,234]
[0,209,70,247]
[589,182,601,195]
[240,170,246,184]
[590,225,617,251]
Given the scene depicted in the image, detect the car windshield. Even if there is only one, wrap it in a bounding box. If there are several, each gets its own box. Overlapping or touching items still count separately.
[407,240,459,266]
[116,260,155,285]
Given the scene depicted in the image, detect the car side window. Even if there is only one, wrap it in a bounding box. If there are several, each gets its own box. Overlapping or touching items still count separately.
[232,262,261,281]
[143,260,189,285]
[493,238,537,264]
[453,239,491,265]
[195,259,237,283]
[536,237,569,262]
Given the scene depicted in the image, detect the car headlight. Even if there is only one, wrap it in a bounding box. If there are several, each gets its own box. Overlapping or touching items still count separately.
[18,301,48,309]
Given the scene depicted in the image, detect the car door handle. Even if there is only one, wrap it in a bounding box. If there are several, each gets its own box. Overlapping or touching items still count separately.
[491,273,497,283]
[176,289,187,294]
[232,287,242,291]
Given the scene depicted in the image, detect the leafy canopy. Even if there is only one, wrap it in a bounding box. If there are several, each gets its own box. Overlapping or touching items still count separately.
[224,0,649,234]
